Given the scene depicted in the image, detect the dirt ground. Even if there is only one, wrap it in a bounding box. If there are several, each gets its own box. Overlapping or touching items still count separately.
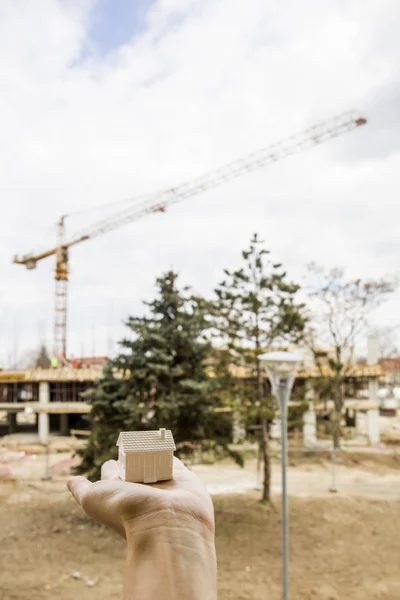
[0,452,399,600]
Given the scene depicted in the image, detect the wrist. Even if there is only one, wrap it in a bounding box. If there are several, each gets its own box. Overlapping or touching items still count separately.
[124,506,215,544]
[123,508,217,600]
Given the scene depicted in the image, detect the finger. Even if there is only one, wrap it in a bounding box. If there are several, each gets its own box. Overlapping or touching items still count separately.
[101,460,120,481]
[67,476,92,506]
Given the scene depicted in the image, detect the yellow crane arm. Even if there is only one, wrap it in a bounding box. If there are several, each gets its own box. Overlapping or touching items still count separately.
[14,111,366,263]
[66,111,366,246]
[12,109,366,360]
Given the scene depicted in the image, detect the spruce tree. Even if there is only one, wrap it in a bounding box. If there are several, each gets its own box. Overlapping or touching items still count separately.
[76,271,217,480]
[115,271,213,443]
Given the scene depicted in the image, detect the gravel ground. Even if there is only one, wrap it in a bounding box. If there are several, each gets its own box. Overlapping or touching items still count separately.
[0,452,399,599]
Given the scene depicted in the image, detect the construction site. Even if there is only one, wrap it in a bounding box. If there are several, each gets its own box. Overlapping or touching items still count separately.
[0,357,392,432]
[3,1,400,598]
[1,107,399,469]
[1,103,400,600]
[0,113,390,436]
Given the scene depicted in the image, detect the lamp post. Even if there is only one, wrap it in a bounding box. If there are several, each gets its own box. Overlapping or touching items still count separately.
[259,351,301,600]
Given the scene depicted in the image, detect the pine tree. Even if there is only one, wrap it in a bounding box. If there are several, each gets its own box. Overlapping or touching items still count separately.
[214,234,306,501]
[76,271,219,480]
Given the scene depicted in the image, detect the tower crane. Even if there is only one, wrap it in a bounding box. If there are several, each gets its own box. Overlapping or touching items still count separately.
[13,111,367,362]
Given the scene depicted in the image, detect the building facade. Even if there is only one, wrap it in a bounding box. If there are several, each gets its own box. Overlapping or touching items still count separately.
[0,368,98,442]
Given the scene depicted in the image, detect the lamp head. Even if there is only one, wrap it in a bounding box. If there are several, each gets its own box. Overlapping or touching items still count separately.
[258,351,301,399]
[259,351,301,374]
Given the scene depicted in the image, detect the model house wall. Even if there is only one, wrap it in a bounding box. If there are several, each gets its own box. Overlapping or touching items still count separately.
[119,448,173,483]
[117,429,176,483]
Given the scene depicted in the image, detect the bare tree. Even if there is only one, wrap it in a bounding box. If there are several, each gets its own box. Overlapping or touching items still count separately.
[306,264,395,447]
[371,325,400,359]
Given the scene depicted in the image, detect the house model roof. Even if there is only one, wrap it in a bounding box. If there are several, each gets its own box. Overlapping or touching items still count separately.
[117,429,176,453]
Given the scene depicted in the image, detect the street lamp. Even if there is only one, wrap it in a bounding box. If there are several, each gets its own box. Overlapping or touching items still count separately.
[259,351,301,600]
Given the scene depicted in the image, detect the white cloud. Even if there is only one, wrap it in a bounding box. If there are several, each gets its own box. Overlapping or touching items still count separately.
[0,0,399,365]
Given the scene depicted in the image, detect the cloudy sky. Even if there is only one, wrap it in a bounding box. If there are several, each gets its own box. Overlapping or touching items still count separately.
[0,0,399,365]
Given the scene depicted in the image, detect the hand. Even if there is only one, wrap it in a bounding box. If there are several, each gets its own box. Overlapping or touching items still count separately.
[68,458,217,600]
[67,457,214,538]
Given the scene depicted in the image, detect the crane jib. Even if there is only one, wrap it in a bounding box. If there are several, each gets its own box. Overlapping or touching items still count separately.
[12,110,367,359]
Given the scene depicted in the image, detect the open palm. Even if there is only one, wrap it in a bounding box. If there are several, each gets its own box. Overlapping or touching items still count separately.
[67,457,214,538]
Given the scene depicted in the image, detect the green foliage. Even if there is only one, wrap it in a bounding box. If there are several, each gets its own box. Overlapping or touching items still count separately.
[76,271,233,480]
[288,401,309,432]
[213,233,307,406]
[114,272,214,442]
[212,234,307,500]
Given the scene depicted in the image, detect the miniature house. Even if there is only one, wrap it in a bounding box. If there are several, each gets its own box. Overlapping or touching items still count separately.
[117,428,176,483]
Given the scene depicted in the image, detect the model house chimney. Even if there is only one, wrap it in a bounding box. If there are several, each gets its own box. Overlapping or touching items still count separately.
[367,336,379,366]
[160,428,166,440]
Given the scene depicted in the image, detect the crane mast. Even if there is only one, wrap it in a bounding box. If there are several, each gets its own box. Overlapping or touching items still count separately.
[13,111,367,362]
[54,217,68,360]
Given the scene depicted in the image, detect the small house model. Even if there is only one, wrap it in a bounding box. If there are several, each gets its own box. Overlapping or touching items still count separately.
[117,428,176,484]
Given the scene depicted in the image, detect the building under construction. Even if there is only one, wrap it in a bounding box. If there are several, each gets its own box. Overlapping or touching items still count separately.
[0,361,105,441]
[0,353,384,443]
[4,112,370,444]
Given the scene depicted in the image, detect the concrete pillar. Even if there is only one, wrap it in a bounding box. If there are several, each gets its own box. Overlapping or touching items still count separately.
[60,413,69,436]
[303,409,317,447]
[367,336,379,366]
[305,379,315,403]
[367,409,380,444]
[8,412,17,434]
[369,378,378,403]
[38,381,50,444]
[303,379,317,446]
[367,335,379,405]
[355,411,367,436]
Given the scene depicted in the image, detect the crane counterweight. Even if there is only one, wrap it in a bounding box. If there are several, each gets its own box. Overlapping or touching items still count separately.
[13,255,37,269]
